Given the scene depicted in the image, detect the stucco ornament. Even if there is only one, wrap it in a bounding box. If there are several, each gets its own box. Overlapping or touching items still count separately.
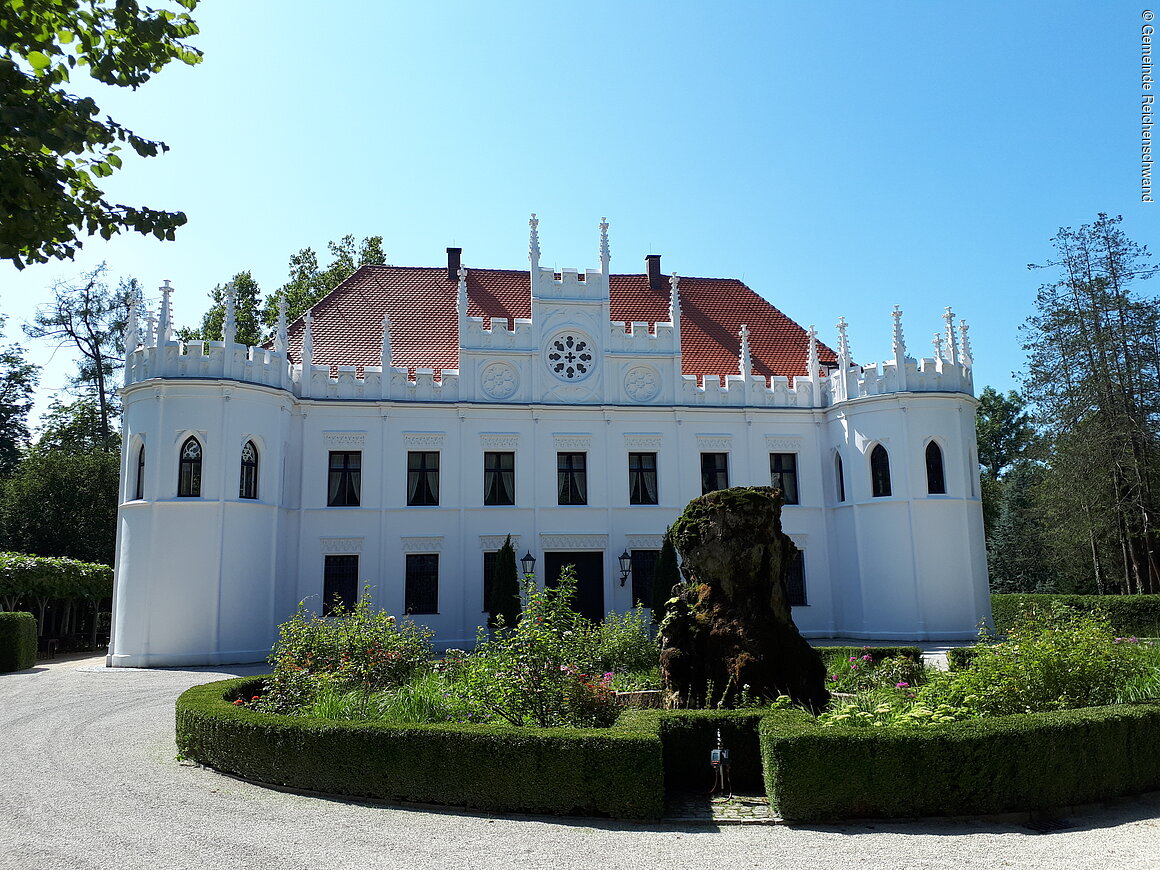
[481,361,519,399]
[624,365,660,402]
[545,331,595,382]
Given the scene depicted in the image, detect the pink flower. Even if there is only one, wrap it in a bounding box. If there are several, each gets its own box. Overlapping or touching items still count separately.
[896,682,909,688]
[862,654,873,661]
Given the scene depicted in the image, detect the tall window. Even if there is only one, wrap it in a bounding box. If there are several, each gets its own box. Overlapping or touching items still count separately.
[630,549,660,608]
[178,437,202,497]
[407,451,439,506]
[786,548,807,607]
[628,452,658,505]
[926,441,946,494]
[239,440,258,499]
[405,553,439,614]
[701,452,729,494]
[323,554,358,615]
[484,451,515,505]
[134,444,145,500]
[328,451,361,506]
[870,444,892,498]
[835,453,846,502]
[769,453,799,505]
[557,452,587,505]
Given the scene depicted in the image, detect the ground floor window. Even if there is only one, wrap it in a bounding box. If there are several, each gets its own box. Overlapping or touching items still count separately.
[323,554,359,615]
[786,549,806,607]
[405,553,439,614]
[630,549,660,608]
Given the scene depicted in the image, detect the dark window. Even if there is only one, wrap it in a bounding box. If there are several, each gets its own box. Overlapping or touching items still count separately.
[328,451,361,506]
[484,451,515,505]
[323,554,358,616]
[701,452,729,494]
[926,441,946,494]
[628,452,658,505]
[405,553,439,614]
[786,548,807,607]
[770,453,799,505]
[407,451,439,506]
[557,452,587,505]
[239,440,258,499]
[178,437,202,497]
[871,444,892,498]
[836,453,846,502]
[630,549,660,608]
[482,551,497,611]
[135,444,145,500]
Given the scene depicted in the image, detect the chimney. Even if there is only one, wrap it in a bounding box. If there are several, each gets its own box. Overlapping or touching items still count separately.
[646,254,663,291]
[446,247,462,281]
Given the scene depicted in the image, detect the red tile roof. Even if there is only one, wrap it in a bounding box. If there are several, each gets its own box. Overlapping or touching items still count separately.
[285,265,837,381]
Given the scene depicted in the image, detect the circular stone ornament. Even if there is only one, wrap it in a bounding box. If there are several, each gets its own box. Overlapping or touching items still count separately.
[481,361,519,399]
[544,331,595,382]
[624,365,661,402]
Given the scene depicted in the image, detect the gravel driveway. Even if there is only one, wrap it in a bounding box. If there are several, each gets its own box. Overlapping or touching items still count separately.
[3,654,1160,870]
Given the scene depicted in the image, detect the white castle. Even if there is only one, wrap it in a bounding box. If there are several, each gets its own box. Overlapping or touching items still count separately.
[108,217,990,667]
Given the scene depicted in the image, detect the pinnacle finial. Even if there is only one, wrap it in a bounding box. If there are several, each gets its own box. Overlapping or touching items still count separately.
[891,305,907,359]
[144,308,157,346]
[157,280,173,343]
[959,319,974,367]
[738,324,752,376]
[302,310,314,366]
[807,324,820,379]
[943,306,958,365]
[836,316,851,367]
[223,282,237,346]
[381,313,392,367]
[456,264,468,317]
[124,299,140,353]
[528,212,541,271]
[668,272,681,324]
[932,331,944,359]
[599,216,610,272]
[274,293,288,354]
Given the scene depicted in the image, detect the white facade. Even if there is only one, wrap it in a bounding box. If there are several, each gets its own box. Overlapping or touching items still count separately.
[108,224,990,667]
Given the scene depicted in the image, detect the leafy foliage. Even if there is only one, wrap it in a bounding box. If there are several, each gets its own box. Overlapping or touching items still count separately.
[0,314,38,475]
[177,270,265,347]
[650,529,680,624]
[1,0,202,267]
[261,234,386,327]
[256,592,435,715]
[486,534,519,631]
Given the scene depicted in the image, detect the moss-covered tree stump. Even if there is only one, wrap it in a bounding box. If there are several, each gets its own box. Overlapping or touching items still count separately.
[660,486,828,712]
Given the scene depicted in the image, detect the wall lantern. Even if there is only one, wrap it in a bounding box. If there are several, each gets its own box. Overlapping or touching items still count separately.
[618,549,632,587]
[520,551,537,580]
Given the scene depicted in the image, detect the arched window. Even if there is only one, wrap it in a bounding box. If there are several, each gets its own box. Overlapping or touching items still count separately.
[870,444,891,498]
[178,437,203,497]
[240,440,258,499]
[134,444,145,500]
[835,453,846,502]
[925,441,946,494]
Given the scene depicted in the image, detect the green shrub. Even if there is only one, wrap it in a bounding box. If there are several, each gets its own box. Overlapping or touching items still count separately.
[992,593,1160,638]
[946,646,978,671]
[258,593,434,714]
[816,646,926,694]
[0,611,36,672]
[177,677,664,819]
[762,701,1160,822]
[593,604,657,673]
[918,604,1146,716]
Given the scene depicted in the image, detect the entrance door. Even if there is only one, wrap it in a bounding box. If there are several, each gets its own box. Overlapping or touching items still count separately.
[543,551,604,622]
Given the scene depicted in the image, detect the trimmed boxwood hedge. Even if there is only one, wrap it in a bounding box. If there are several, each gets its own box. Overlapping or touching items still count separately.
[0,612,36,672]
[761,700,1160,822]
[176,677,665,819]
[178,675,1160,822]
[991,594,1160,637]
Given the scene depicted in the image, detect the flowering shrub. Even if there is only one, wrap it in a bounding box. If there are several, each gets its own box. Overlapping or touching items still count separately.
[822,648,925,695]
[917,604,1148,716]
[257,592,434,714]
[458,567,621,727]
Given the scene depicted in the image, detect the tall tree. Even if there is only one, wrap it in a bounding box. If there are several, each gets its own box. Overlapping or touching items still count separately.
[651,530,681,624]
[976,387,1036,481]
[1,0,202,268]
[177,271,265,346]
[488,535,520,631]
[24,264,134,451]
[0,314,39,476]
[36,397,118,453]
[986,461,1054,593]
[1021,213,1160,594]
[262,234,386,327]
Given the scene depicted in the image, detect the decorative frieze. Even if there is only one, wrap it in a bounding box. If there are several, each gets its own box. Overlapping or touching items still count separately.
[400,536,444,552]
[323,431,366,448]
[403,432,446,448]
[553,433,593,450]
[696,434,733,451]
[320,537,364,554]
[623,433,662,450]
[625,534,664,550]
[480,433,520,450]
[479,535,520,551]
[539,534,608,550]
[765,436,803,452]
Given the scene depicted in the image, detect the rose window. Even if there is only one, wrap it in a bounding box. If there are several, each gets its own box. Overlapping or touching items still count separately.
[547,334,593,380]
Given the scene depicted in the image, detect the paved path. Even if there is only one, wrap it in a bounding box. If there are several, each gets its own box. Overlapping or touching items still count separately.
[3,655,1160,870]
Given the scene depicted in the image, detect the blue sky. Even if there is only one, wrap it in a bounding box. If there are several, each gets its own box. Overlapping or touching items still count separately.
[3,1,1157,420]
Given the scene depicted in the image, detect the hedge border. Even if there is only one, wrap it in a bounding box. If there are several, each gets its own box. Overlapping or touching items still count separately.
[0,612,37,672]
[177,676,1160,823]
[761,700,1160,822]
[991,594,1160,638]
[176,677,665,820]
